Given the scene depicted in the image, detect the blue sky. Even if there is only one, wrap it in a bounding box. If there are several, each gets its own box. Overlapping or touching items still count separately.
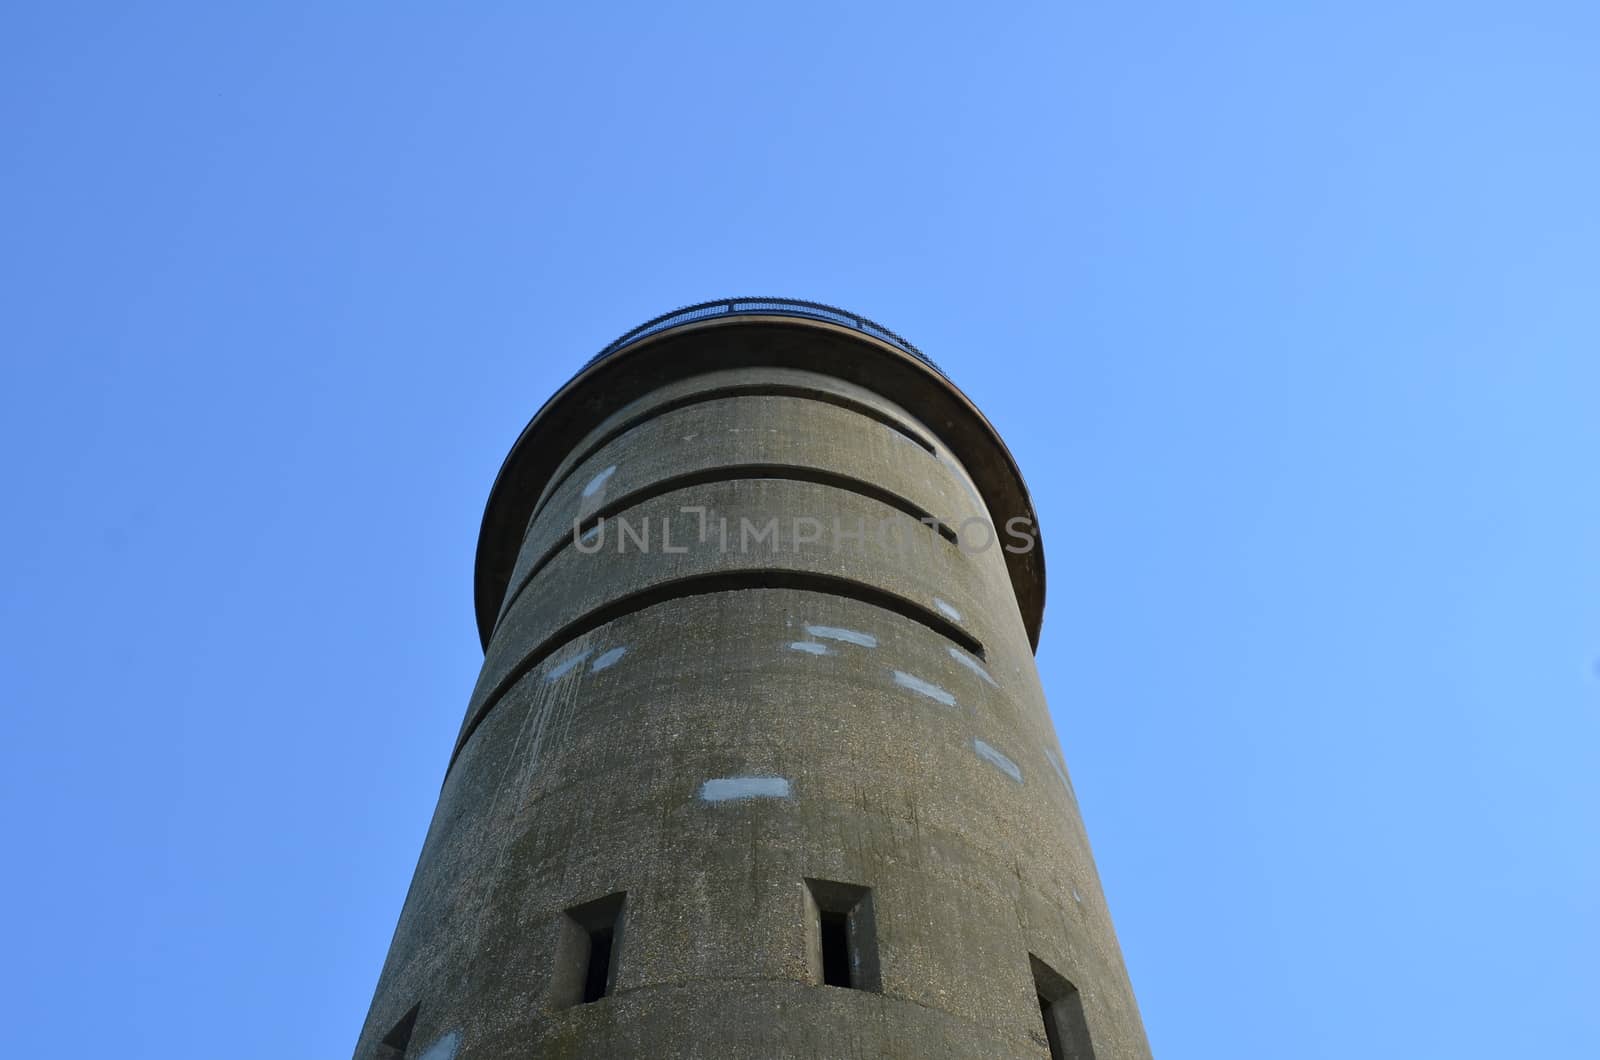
[3,3,1597,1057]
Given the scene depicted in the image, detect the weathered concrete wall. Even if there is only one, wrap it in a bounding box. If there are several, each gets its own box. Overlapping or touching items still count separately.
[354,348,1151,1058]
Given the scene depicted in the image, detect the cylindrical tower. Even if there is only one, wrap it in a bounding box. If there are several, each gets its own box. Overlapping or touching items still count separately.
[354,300,1151,1059]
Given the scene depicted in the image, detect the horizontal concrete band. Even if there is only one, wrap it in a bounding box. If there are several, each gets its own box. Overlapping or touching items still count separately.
[456,591,1084,886]
[529,366,950,519]
[459,572,984,776]
[527,380,940,526]
[460,481,1020,769]
[495,388,990,628]
[494,463,968,638]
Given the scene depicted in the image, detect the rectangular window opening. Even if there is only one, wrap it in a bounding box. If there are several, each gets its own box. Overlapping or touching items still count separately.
[804,878,880,992]
[818,910,851,987]
[376,1002,418,1059]
[583,925,615,1004]
[551,891,626,1010]
[1031,955,1096,1060]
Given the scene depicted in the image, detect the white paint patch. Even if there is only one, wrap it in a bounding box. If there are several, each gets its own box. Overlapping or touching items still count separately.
[804,624,877,648]
[933,597,963,622]
[1072,887,1084,905]
[787,641,832,655]
[947,645,997,686]
[417,1030,462,1060]
[700,776,791,802]
[892,670,956,707]
[545,650,591,681]
[973,739,1023,782]
[1045,747,1075,794]
[582,464,617,498]
[590,646,627,672]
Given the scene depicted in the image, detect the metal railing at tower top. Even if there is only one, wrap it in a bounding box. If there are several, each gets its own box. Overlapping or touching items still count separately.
[579,298,946,379]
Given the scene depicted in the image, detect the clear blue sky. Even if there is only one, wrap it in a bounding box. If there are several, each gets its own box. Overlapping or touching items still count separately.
[3,4,1596,1057]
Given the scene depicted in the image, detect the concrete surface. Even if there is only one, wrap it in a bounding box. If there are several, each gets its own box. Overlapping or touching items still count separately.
[354,319,1152,1059]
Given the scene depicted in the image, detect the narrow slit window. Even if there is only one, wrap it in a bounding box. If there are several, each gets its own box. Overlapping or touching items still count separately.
[803,879,880,992]
[1031,955,1096,1060]
[818,910,851,987]
[583,924,615,1003]
[376,1003,418,1059]
[551,891,626,1009]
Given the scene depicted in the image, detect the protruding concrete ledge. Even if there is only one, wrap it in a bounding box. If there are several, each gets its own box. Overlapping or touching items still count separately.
[451,569,987,774]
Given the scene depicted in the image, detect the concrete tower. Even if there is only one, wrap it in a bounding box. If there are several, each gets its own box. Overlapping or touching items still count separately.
[355,299,1151,1059]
